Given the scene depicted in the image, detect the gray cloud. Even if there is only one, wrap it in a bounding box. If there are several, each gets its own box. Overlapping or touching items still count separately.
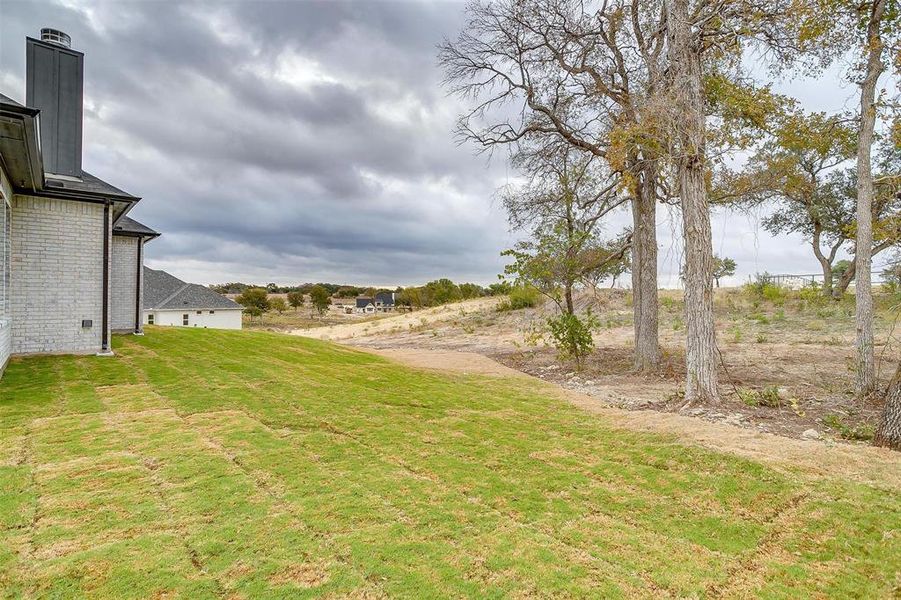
[0,0,882,288]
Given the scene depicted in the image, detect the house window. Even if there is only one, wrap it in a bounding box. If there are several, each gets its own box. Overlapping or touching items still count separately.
[196,310,202,315]
[182,314,189,326]
[209,310,215,314]
[147,314,154,325]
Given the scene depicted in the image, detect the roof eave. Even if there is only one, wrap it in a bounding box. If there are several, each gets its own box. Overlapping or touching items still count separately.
[0,103,45,192]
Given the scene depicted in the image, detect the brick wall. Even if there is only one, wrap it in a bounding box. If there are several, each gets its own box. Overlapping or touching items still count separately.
[0,167,11,372]
[111,235,139,332]
[10,195,109,354]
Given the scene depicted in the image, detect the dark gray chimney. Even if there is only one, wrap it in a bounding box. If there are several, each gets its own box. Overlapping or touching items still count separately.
[26,29,84,177]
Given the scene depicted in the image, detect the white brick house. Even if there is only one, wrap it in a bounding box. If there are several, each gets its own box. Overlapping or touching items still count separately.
[0,29,159,376]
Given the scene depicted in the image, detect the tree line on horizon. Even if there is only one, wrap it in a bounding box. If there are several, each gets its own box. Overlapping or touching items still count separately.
[229,278,516,322]
[210,279,512,299]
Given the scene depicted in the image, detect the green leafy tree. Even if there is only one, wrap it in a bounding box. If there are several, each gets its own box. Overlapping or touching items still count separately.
[793,0,900,395]
[424,279,462,305]
[487,281,512,296]
[286,291,305,311]
[309,285,331,317]
[236,287,270,324]
[712,256,737,288]
[832,259,852,283]
[726,111,899,298]
[269,296,288,314]
[458,283,484,300]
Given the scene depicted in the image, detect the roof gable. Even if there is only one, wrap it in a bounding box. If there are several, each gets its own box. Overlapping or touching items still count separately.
[114,215,160,238]
[144,267,241,310]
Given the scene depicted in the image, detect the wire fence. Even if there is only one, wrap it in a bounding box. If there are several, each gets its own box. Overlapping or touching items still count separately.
[757,271,892,289]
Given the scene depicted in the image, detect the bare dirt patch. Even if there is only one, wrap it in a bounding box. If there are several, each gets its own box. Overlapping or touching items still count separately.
[268,562,330,588]
[291,297,503,340]
[358,347,525,378]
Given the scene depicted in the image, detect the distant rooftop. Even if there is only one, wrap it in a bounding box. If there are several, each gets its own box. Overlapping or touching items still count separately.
[144,267,241,311]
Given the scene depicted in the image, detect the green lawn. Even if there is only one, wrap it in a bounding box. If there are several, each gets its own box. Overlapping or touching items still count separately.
[0,328,898,598]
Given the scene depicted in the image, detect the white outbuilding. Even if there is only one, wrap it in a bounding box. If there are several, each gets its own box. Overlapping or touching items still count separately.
[143,267,243,330]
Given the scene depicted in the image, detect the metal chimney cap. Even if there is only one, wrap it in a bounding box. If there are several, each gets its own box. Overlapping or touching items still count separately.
[40,28,71,48]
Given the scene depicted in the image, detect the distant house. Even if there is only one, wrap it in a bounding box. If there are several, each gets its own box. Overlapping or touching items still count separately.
[143,268,243,329]
[355,297,376,314]
[375,291,396,311]
[354,292,396,314]
[0,29,160,377]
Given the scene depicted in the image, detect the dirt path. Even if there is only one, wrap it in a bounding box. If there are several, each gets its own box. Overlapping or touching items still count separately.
[290,297,503,341]
[359,347,901,491]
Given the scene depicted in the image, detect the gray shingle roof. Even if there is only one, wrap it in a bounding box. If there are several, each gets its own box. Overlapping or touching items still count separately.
[44,170,139,200]
[114,215,160,238]
[144,267,242,311]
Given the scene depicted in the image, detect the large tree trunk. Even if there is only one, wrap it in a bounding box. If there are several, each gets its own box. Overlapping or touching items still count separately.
[811,227,834,297]
[833,262,855,299]
[667,0,719,405]
[832,240,893,300]
[874,363,901,450]
[854,0,886,397]
[632,160,661,372]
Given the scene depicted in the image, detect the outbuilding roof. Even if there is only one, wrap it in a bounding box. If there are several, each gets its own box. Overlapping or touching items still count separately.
[144,267,242,311]
[114,215,160,238]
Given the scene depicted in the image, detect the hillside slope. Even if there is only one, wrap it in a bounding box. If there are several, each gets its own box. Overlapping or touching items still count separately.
[0,327,898,597]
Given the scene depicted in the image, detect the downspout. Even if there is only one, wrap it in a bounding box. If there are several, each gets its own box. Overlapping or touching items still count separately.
[134,237,143,334]
[100,200,110,352]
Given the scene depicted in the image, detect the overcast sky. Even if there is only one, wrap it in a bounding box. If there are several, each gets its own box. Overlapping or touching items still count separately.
[0,0,894,287]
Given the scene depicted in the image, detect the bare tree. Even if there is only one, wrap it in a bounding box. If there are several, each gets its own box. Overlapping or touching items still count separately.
[440,0,664,371]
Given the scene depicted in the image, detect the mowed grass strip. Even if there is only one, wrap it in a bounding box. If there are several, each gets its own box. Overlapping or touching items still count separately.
[0,327,898,598]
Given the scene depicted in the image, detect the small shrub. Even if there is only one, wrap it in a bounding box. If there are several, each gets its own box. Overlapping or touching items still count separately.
[815,307,837,319]
[806,320,826,332]
[730,326,743,343]
[823,414,875,441]
[522,322,544,347]
[738,386,782,407]
[798,283,827,308]
[744,273,787,305]
[737,388,758,406]
[672,317,684,331]
[497,285,540,311]
[756,333,768,344]
[773,308,786,322]
[758,386,782,407]
[748,312,769,324]
[547,311,598,369]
